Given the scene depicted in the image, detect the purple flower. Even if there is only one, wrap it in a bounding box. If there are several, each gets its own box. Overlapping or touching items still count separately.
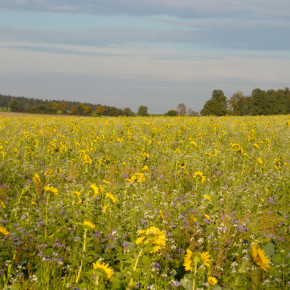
[151,262,160,271]
[93,231,101,238]
[171,280,182,288]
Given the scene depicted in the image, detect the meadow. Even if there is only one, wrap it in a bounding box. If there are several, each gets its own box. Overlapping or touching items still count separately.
[0,114,289,289]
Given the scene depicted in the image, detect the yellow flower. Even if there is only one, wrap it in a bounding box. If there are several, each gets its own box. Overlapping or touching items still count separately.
[274,159,287,170]
[204,195,212,202]
[136,236,145,245]
[0,200,5,209]
[193,171,206,183]
[83,221,96,230]
[141,165,149,171]
[205,214,211,220]
[257,158,263,165]
[231,143,241,151]
[33,174,41,184]
[90,184,99,198]
[0,226,9,235]
[106,193,117,203]
[208,276,218,285]
[251,242,270,272]
[93,261,114,280]
[200,252,211,267]
[102,204,111,214]
[159,210,165,220]
[137,226,166,253]
[152,234,166,247]
[44,185,58,195]
[184,249,193,272]
[72,191,82,204]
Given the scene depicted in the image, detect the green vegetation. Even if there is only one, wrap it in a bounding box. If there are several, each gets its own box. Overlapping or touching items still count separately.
[0,115,288,289]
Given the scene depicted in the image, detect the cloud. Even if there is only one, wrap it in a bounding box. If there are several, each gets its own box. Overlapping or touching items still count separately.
[1,0,290,19]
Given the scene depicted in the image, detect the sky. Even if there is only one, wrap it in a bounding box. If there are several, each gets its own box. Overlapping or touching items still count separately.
[0,0,290,114]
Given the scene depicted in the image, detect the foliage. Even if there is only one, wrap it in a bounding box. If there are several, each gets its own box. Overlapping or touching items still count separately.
[0,93,134,117]
[138,105,149,116]
[165,109,178,116]
[0,114,289,288]
[201,90,227,116]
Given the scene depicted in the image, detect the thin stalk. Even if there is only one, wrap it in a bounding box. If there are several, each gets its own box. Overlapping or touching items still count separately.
[76,228,88,284]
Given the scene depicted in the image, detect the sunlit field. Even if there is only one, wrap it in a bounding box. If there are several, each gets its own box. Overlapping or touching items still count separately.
[0,115,289,289]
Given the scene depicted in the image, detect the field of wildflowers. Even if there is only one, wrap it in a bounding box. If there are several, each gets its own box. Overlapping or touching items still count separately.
[0,115,289,289]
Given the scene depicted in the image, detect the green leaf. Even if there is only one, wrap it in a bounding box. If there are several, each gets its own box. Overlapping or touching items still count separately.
[264,242,275,257]
[111,276,126,290]
[84,256,93,263]
[181,278,193,290]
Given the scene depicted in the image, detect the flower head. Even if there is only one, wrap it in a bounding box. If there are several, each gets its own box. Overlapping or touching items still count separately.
[204,195,212,202]
[0,226,9,236]
[83,221,96,230]
[106,193,117,203]
[90,184,99,198]
[193,171,206,183]
[205,214,211,220]
[136,226,166,253]
[200,252,211,267]
[251,242,270,271]
[33,174,41,184]
[184,249,193,271]
[93,261,114,280]
[44,185,58,195]
[208,276,218,285]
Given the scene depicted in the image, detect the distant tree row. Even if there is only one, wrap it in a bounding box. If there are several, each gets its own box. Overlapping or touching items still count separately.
[164,103,199,116]
[1,87,289,117]
[0,94,135,116]
[201,88,290,116]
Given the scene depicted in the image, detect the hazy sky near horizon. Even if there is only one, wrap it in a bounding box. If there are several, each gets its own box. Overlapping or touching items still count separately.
[0,1,289,113]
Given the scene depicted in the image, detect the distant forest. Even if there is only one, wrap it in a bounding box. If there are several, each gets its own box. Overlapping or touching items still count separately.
[1,87,289,116]
[200,87,290,116]
[0,94,134,116]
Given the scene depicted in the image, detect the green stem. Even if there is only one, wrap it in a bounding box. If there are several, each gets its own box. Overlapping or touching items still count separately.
[76,228,88,284]
[129,249,143,287]
[235,260,249,288]
[133,249,143,271]
[45,194,49,239]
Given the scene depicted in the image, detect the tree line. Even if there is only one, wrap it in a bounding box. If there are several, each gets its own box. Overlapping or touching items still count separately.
[1,94,135,116]
[200,88,290,116]
[1,87,289,117]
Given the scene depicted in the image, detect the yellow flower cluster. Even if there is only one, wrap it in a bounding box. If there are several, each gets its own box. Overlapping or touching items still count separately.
[126,172,146,183]
[184,249,211,271]
[44,185,58,195]
[0,226,9,236]
[136,226,166,253]
[33,173,41,184]
[90,184,103,198]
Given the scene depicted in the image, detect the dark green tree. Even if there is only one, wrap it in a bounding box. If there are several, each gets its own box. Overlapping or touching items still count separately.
[138,105,149,116]
[251,88,268,115]
[9,98,18,112]
[165,109,178,116]
[123,107,134,116]
[201,90,227,116]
